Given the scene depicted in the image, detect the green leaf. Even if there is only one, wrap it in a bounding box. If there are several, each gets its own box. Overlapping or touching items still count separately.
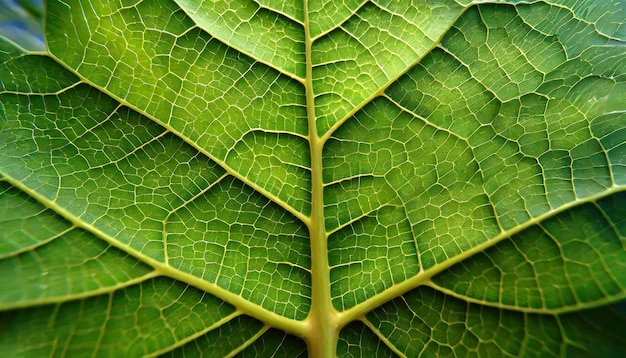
[1,0,625,356]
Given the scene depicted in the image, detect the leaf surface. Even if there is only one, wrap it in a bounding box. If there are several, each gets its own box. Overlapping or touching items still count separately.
[1,0,625,356]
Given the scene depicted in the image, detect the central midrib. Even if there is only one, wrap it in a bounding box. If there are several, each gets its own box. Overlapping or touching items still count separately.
[303,1,340,357]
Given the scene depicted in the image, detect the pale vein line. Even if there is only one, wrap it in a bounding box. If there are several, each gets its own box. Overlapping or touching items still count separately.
[0,271,160,311]
[0,80,84,96]
[310,0,370,42]
[91,292,114,358]
[44,52,310,225]
[224,324,271,358]
[171,0,305,83]
[0,170,308,336]
[146,310,245,357]
[336,184,626,324]
[253,1,303,25]
[319,8,470,143]
[0,225,74,260]
[162,172,230,266]
[325,202,402,238]
[361,317,407,358]
[425,280,626,315]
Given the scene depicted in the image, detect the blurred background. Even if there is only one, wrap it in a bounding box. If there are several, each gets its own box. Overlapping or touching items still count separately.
[0,0,44,51]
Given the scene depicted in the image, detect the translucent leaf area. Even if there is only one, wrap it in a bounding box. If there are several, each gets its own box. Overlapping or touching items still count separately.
[1,0,625,356]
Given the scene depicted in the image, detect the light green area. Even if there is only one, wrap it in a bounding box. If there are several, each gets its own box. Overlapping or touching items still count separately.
[1,0,625,357]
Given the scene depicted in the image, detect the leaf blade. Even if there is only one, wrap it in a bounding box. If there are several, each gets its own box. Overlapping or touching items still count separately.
[1,0,625,356]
